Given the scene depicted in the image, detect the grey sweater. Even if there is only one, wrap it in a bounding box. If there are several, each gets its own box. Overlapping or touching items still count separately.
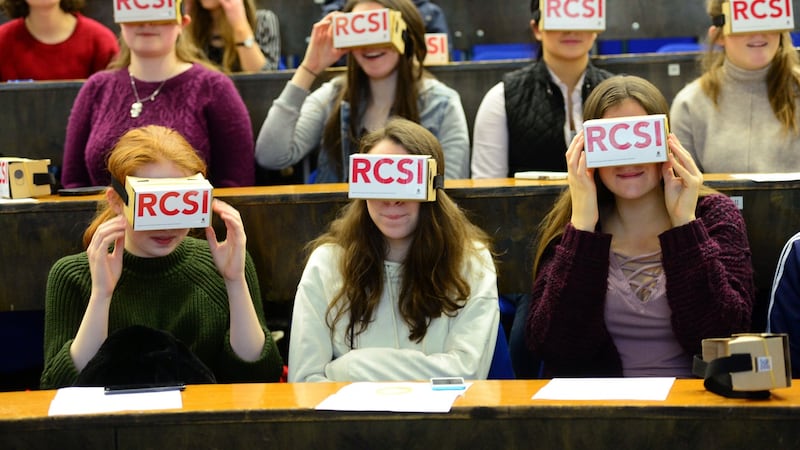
[670,58,800,173]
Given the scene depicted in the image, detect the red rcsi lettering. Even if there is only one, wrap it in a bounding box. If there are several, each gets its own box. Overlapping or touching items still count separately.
[732,0,790,20]
[374,158,394,184]
[546,0,603,18]
[396,158,415,184]
[339,10,387,35]
[351,157,423,184]
[137,190,210,217]
[586,119,662,152]
[0,161,7,185]
[427,35,446,54]
[117,0,173,11]
[352,158,371,182]
[334,15,350,36]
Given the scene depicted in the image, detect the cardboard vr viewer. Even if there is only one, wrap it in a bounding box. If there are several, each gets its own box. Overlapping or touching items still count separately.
[582,114,669,168]
[119,173,213,231]
[719,0,794,35]
[0,157,52,199]
[348,154,440,201]
[423,33,449,65]
[114,0,183,25]
[538,0,606,31]
[699,333,791,392]
[332,8,407,54]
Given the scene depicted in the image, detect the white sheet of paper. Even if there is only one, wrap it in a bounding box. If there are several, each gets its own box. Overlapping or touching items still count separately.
[48,386,183,416]
[531,377,676,401]
[730,173,800,182]
[315,382,469,413]
[0,198,38,204]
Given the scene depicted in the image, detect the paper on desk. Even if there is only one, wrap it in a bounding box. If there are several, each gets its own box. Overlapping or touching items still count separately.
[48,386,183,416]
[730,173,800,182]
[532,377,676,401]
[0,198,38,204]
[315,382,469,413]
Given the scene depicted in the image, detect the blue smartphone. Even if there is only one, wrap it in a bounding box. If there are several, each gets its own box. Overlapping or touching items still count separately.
[430,377,465,391]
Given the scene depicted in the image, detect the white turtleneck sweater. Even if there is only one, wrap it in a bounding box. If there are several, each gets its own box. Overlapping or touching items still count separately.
[670,58,800,173]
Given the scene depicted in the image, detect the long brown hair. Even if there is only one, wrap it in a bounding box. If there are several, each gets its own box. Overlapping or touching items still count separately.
[82,125,207,247]
[187,0,258,73]
[321,0,429,177]
[531,75,719,278]
[311,118,492,346]
[701,0,800,134]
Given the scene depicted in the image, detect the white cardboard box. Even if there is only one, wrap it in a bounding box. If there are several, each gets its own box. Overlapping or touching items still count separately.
[539,0,606,31]
[722,0,794,34]
[114,0,182,24]
[121,173,213,231]
[348,154,438,201]
[583,114,669,168]
[332,8,407,54]
[423,33,449,65]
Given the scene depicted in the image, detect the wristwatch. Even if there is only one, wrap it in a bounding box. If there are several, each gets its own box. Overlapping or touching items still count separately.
[236,37,255,48]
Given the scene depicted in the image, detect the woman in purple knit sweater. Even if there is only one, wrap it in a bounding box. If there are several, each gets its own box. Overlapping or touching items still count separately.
[61,4,254,188]
[526,76,755,378]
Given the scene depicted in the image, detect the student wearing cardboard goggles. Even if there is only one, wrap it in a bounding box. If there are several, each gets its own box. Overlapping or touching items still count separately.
[471,0,613,179]
[41,125,283,389]
[525,76,755,378]
[288,118,498,382]
[185,0,281,72]
[670,0,800,173]
[60,0,255,189]
[255,0,469,183]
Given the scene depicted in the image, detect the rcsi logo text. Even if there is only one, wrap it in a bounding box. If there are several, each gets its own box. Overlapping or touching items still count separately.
[349,154,437,201]
[114,0,180,24]
[541,0,606,31]
[725,0,794,33]
[136,190,210,218]
[583,114,669,168]
[424,33,449,65]
[333,9,390,48]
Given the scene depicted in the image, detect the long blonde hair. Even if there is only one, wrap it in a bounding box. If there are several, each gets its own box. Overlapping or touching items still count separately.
[531,76,719,278]
[701,0,800,134]
[82,126,207,247]
[311,118,492,346]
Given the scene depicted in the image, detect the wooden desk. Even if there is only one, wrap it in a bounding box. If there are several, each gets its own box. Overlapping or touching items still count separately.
[1,379,799,449]
[1,176,798,335]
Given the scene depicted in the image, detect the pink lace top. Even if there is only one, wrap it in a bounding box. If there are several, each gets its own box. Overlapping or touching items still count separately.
[604,250,693,377]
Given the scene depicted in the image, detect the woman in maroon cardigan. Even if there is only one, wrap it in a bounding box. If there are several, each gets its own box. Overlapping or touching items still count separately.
[525,75,755,378]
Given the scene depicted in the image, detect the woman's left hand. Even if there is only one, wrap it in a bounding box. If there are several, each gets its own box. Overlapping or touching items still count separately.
[662,133,703,227]
[218,0,250,28]
[206,199,247,282]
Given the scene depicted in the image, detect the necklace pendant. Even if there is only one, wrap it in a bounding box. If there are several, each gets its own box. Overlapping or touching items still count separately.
[130,101,143,119]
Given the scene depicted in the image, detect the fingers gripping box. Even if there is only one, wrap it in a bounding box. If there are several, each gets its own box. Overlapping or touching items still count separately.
[348,154,440,201]
[121,173,213,231]
[332,8,407,54]
[114,0,183,24]
[583,114,669,168]
[0,158,52,199]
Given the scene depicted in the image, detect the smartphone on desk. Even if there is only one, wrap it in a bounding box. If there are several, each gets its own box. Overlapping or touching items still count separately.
[430,377,465,391]
[57,186,107,196]
[104,383,186,395]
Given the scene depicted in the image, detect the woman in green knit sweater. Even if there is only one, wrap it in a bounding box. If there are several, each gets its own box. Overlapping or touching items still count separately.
[41,125,283,389]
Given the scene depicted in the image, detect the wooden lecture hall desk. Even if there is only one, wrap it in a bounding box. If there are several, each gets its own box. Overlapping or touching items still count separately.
[1,176,798,332]
[1,379,799,449]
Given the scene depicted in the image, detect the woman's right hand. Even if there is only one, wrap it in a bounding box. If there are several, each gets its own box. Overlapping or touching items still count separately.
[301,13,349,75]
[566,131,599,231]
[86,215,126,302]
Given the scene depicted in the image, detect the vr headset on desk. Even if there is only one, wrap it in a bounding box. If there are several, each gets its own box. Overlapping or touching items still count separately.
[0,157,55,199]
[693,333,792,399]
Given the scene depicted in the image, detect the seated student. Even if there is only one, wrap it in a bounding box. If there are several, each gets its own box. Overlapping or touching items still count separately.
[288,118,498,382]
[187,0,281,72]
[319,0,449,36]
[41,125,283,389]
[670,0,800,173]
[767,232,800,376]
[0,0,119,81]
[60,1,255,189]
[471,0,613,178]
[526,75,755,378]
[256,0,469,183]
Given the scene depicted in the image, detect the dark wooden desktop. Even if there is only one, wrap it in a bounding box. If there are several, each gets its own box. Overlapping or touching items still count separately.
[1,379,799,449]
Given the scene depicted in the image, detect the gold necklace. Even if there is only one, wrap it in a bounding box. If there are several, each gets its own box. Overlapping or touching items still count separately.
[129,71,168,119]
